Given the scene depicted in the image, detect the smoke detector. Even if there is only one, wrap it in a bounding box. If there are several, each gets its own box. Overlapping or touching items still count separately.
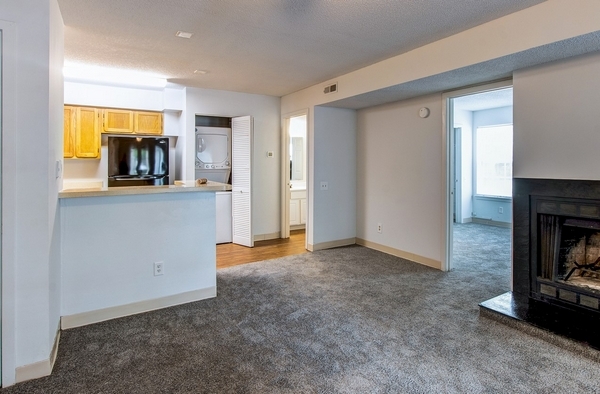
[175,31,193,39]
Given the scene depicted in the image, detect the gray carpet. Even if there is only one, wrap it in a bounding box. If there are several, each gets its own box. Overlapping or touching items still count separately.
[4,223,600,393]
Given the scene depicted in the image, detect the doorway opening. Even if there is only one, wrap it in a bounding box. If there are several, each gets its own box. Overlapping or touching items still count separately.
[444,83,513,275]
[281,110,308,249]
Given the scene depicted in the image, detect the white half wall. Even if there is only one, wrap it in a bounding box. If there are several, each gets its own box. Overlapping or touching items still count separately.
[514,52,600,180]
[356,94,443,265]
[311,106,357,248]
[61,192,216,317]
[185,87,281,237]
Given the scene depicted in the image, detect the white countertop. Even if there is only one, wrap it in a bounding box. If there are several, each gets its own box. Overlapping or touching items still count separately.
[59,181,232,199]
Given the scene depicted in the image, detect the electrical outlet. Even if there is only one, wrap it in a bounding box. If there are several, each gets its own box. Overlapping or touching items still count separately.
[154,262,164,276]
[498,207,503,214]
[377,223,382,233]
[320,181,328,191]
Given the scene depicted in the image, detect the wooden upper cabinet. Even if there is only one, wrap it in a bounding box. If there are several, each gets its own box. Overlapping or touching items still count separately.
[75,107,101,158]
[102,109,163,135]
[63,106,76,158]
[135,111,163,135]
[102,109,134,133]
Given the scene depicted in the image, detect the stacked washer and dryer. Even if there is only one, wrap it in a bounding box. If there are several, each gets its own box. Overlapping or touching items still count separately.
[195,124,233,244]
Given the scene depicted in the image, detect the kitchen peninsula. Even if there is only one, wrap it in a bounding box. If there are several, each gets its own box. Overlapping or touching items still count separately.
[59,181,231,329]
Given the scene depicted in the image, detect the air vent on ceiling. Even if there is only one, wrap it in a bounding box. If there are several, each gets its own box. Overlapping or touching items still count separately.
[323,82,338,95]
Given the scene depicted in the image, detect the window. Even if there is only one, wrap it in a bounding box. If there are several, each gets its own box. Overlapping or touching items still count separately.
[475,124,513,197]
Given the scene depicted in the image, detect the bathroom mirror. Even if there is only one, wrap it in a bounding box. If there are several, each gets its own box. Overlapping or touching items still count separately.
[288,114,307,183]
[290,137,304,181]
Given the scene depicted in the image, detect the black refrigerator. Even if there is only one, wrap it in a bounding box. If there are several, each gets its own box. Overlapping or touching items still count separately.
[108,136,169,187]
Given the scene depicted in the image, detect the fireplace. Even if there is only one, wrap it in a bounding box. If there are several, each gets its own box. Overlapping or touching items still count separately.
[480,178,600,348]
[533,198,600,312]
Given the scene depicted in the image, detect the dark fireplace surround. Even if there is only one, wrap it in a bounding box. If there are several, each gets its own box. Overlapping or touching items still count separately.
[509,178,600,346]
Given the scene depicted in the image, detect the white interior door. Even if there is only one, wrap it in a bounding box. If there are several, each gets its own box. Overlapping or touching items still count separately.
[281,117,291,239]
[232,115,253,247]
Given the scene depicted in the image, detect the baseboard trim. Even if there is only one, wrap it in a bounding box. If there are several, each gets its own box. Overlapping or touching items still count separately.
[254,232,280,242]
[471,218,511,228]
[309,237,356,252]
[290,224,305,231]
[15,360,50,384]
[460,217,473,224]
[15,322,60,384]
[49,323,60,372]
[61,287,216,330]
[356,238,442,270]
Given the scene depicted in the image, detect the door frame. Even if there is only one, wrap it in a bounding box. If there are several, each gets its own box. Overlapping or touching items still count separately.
[453,127,462,223]
[281,109,308,239]
[1,19,17,386]
[441,79,512,271]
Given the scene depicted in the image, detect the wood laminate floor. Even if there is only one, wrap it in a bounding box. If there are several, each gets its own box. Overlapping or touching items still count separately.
[217,230,307,269]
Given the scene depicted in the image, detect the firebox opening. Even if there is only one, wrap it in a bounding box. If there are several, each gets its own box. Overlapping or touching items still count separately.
[558,218,600,293]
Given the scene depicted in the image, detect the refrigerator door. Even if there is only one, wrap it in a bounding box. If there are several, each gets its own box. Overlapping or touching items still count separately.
[108,137,169,187]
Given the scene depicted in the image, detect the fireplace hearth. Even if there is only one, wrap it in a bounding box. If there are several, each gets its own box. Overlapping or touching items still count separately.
[480,178,600,350]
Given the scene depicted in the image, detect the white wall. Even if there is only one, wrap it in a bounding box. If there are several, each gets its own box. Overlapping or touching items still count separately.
[185,87,281,237]
[472,106,513,224]
[312,107,356,248]
[0,0,63,384]
[282,1,600,262]
[48,0,64,360]
[356,94,443,265]
[454,109,473,223]
[61,192,216,317]
[514,52,600,180]
[64,82,161,110]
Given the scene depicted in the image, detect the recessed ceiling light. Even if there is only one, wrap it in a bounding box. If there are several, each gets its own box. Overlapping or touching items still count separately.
[194,69,208,75]
[175,31,193,39]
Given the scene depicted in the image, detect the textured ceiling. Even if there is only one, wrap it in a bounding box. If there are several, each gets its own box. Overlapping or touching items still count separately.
[57,0,545,97]
[454,88,513,112]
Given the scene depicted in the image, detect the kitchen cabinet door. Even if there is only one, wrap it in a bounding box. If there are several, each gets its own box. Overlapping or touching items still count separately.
[134,111,163,135]
[300,198,307,224]
[290,199,300,225]
[75,107,101,158]
[103,109,134,133]
[64,106,76,158]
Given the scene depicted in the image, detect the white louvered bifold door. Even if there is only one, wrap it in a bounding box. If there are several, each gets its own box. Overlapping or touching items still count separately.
[232,115,254,247]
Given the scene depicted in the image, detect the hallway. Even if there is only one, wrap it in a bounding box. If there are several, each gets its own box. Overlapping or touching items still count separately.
[217,230,307,269]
